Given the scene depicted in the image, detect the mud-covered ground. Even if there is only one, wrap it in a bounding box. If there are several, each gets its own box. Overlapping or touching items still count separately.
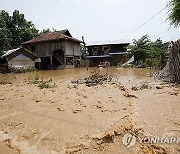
[0,68,179,154]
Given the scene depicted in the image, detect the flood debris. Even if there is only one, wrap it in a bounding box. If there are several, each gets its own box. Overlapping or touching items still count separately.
[156,85,164,89]
[71,73,112,87]
[37,79,57,89]
[67,84,78,89]
[112,82,127,91]
[57,108,65,112]
[131,82,151,91]
[123,92,137,98]
[3,139,21,153]
[72,109,82,113]
[168,89,179,96]
[0,79,13,85]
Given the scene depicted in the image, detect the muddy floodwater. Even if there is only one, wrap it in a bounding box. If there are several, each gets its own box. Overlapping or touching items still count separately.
[0,67,179,154]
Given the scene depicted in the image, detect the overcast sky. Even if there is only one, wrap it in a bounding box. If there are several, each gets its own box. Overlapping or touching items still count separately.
[1,0,180,43]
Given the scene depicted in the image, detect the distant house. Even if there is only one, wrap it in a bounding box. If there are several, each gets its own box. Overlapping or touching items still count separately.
[23,29,82,69]
[0,48,36,69]
[86,40,130,66]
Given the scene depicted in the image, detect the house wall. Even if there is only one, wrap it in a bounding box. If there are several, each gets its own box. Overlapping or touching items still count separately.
[87,44,129,67]
[26,40,81,57]
[64,41,81,56]
[26,40,65,57]
[110,44,127,52]
[65,41,74,56]
[87,44,128,56]
[25,40,81,69]
[74,43,81,56]
[88,45,110,56]
[8,57,35,68]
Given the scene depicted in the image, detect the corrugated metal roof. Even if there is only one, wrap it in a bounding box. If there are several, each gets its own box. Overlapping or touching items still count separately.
[23,30,82,44]
[1,48,37,61]
[86,39,130,47]
[87,55,112,59]
[1,48,20,59]
[109,52,128,55]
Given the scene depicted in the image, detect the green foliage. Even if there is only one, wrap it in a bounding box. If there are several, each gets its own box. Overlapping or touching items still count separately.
[34,73,40,81]
[72,84,78,89]
[37,79,57,89]
[0,11,12,53]
[0,10,39,52]
[139,82,150,90]
[39,28,52,35]
[29,73,57,89]
[117,62,122,67]
[80,44,87,60]
[12,67,37,73]
[128,35,169,68]
[18,67,37,73]
[168,0,180,27]
[129,35,151,64]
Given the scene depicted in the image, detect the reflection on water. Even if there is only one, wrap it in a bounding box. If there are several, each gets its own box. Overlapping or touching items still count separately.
[0,67,158,83]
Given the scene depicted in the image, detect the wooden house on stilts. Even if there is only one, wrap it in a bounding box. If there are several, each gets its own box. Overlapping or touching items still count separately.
[23,30,82,69]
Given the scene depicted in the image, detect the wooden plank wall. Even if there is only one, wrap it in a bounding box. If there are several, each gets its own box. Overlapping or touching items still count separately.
[36,41,65,57]
[64,41,81,56]
[27,41,81,58]
[170,39,180,83]
[27,41,65,57]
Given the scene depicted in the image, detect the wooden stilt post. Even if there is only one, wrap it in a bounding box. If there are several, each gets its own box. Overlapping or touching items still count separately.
[50,56,53,69]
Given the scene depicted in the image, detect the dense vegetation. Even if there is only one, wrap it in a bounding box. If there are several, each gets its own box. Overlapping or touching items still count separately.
[168,0,180,27]
[0,10,58,56]
[0,10,39,55]
[128,35,170,68]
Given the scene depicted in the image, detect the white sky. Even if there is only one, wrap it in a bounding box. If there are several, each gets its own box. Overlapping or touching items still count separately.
[1,0,180,43]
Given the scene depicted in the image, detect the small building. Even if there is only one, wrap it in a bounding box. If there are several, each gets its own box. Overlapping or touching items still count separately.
[0,48,36,69]
[23,30,82,69]
[86,40,130,66]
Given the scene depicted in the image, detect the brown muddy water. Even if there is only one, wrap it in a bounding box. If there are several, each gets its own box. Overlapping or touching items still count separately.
[0,67,156,82]
[0,67,179,154]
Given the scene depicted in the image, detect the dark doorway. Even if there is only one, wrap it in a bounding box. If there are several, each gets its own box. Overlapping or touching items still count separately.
[40,57,51,69]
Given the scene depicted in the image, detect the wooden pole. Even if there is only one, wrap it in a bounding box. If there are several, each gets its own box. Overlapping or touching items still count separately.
[50,56,53,69]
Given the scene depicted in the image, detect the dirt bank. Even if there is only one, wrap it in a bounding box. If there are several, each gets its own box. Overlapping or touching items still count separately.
[0,68,179,153]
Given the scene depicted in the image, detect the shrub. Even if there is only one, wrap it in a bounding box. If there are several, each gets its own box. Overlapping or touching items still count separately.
[37,79,57,89]
[30,74,57,89]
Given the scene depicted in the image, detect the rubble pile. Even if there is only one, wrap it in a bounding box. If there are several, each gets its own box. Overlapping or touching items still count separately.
[71,73,112,87]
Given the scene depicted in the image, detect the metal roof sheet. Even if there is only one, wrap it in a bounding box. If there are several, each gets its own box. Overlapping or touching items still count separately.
[109,52,128,55]
[86,55,112,59]
[1,48,36,61]
[86,40,130,47]
[1,48,20,59]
